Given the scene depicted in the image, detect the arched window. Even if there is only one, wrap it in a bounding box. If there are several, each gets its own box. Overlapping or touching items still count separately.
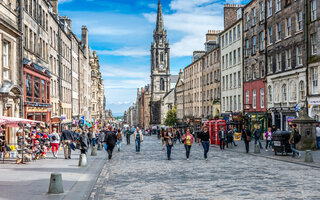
[160,52,164,62]
[299,81,305,100]
[160,78,165,91]
[275,84,280,102]
[268,85,272,102]
[290,81,297,101]
[282,84,287,102]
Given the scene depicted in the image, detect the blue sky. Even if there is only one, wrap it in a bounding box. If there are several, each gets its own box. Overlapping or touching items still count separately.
[58,0,249,115]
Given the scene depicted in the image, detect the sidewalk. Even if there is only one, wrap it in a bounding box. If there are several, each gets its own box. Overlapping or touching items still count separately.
[221,140,320,168]
[0,147,107,200]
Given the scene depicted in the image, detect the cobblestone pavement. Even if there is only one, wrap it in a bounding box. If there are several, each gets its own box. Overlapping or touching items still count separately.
[89,136,320,200]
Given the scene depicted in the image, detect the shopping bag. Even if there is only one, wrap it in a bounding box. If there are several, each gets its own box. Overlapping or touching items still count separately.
[104,144,108,151]
[70,142,76,151]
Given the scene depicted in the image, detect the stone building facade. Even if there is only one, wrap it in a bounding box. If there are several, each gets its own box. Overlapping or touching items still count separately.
[220,17,243,122]
[307,0,320,121]
[175,70,184,122]
[266,0,307,131]
[243,0,267,131]
[0,0,22,145]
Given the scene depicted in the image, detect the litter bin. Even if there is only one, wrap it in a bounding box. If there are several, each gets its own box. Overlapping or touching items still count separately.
[272,131,292,155]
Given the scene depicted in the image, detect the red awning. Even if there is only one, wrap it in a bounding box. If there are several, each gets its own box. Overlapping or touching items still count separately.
[0,116,41,127]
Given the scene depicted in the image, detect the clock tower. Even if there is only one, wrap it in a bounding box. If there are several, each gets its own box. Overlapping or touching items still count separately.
[150,0,170,124]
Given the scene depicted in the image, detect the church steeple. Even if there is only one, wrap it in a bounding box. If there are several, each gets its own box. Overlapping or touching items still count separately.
[155,0,164,33]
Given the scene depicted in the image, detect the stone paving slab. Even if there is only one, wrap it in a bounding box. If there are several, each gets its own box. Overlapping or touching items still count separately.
[0,147,107,200]
[89,136,320,200]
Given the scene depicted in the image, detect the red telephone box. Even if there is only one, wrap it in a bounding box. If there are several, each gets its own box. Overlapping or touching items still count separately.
[206,120,226,145]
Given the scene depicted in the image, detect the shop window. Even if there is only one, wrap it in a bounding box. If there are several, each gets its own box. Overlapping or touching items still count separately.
[35,113,41,121]
[26,74,33,102]
[34,77,40,102]
[290,81,297,101]
[47,83,50,103]
[282,84,287,102]
[41,80,45,103]
[311,67,318,94]
[268,85,272,102]
[2,41,10,80]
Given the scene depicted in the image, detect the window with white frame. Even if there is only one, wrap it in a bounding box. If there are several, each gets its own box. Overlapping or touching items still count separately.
[276,53,282,71]
[311,0,317,21]
[252,36,257,54]
[233,27,236,42]
[268,85,272,102]
[226,75,228,89]
[245,39,250,57]
[226,97,229,111]
[276,0,281,12]
[297,11,302,31]
[238,95,241,110]
[222,35,225,48]
[222,76,225,90]
[299,81,305,100]
[226,32,229,45]
[275,84,280,102]
[238,47,241,64]
[226,54,228,68]
[260,2,264,21]
[252,64,257,80]
[230,96,232,111]
[260,62,265,77]
[276,23,282,41]
[260,31,264,50]
[233,50,236,65]
[237,24,241,39]
[230,30,232,43]
[238,71,241,87]
[222,55,225,69]
[267,0,272,17]
[296,46,303,66]
[2,41,10,80]
[260,88,264,108]
[290,81,297,101]
[311,66,318,94]
[252,8,256,26]
[229,52,232,66]
[286,17,291,37]
[245,90,249,109]
[311,33,317,55]
[245,13,249,30]
[268,27,273,45]
[285,49,292,69]
[223,97,225,111]
[230,73,232,89]
[234,95,237,111]
[245,66,249,81]
[282,84,287,102]
[233,72,236,88]
[253,90,256,109]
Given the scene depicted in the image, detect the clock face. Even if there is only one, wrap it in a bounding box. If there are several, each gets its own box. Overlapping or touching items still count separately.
[159,64,164,71]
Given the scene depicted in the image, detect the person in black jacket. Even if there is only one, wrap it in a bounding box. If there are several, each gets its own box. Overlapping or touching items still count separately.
[198,126,210,160]
[218,126,226,150]
[242,126,252,153]
[253,125,263,149]
[60,126,74,159]
[104,128,117,159]
[79,131,90,154]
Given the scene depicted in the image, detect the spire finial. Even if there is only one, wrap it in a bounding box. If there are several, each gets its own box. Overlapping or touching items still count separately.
[156,0,164,33]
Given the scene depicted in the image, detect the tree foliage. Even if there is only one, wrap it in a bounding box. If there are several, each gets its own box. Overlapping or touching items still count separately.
[164,107,177,126]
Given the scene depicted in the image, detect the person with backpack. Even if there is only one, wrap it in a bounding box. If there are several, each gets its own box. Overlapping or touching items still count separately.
[134,127,144,153]
[116,129,122,151]
[218,126,226,150]
[289,124,301,158]
[164,127,174,160]
[50,128,60,158]
[104,128,117,159]
[124,127,131,145]
[265,127,273,151]
[79,130,90,155]
[182,128,194,160]
[253,125,263,149]
[198,126,210,160]
[242,126,252,153]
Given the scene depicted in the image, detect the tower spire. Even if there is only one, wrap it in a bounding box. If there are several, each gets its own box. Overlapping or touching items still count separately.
[156,0,164,33]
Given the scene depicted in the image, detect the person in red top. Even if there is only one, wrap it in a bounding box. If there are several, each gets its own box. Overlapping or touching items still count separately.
[182,128,194,160]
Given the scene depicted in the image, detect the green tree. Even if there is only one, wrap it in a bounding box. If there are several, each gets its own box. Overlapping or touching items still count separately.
[164,107,177,126]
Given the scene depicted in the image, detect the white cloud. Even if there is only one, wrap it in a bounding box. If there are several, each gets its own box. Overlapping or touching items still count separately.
[59,0,72,4]
[143,0,224,57]
[103,79,149,89]
[100,65,149,78]
[97,47,149,57]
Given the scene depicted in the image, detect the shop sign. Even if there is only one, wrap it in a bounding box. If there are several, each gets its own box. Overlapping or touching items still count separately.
[286,117,296,122]
[26,107,49,112]
[309,99,320,105]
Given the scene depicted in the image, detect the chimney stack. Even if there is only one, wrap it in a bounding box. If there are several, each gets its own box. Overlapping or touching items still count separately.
[50,0,58,14]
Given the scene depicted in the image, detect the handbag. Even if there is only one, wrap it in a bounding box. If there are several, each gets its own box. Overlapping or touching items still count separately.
[104,144,108,151]
[70,142,76,151]
[247,135,251,142]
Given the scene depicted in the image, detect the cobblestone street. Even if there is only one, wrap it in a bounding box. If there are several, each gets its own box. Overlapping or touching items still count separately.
[89,136,320,200]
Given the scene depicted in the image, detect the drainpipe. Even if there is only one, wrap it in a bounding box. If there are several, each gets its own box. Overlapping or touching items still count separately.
[18,0,24,118]
[58,29,62,129]
[304,0,309,113]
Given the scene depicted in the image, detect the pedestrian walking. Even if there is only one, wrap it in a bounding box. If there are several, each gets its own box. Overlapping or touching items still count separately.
[104,128,117,159]
[79,131,90,154]
[182,128,194,160]
[160,128,165,151]
[265,127,274,151]
[232,126,238,146]
[198,126,210,160]
[242,126,252,153]
[50,128,60,158]
[177,129,181,143]
[289,124,301,158]
[117,129,122,151]
[316,124,320,149]
[253,125,263,149]
[218,126,226,150]
[134,127,144,153]
[60,126,74,159]
[164,127,174,160]
[91,129,96,146]
[125,127,131,145]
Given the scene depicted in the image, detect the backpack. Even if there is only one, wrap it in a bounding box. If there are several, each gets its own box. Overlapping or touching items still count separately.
[51,135,57,141]
[294,129,301,143]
